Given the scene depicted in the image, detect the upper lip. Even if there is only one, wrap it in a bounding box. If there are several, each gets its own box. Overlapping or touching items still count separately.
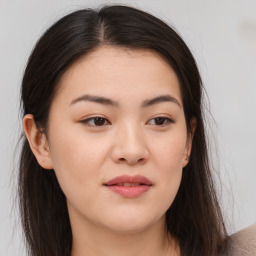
[104,175,152,186]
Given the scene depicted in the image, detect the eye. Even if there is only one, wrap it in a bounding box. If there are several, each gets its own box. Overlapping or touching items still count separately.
[81,116,110,127]
[147,116,174,126]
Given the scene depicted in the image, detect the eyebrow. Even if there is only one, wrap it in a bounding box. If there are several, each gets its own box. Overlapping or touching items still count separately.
[70,94,181,108]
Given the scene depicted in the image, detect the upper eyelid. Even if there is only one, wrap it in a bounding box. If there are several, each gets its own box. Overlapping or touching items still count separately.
[81,114,173,121]
[81,116,111,126]
[81,113,174,120]
[80,115,174,127]
[147,116,174,126]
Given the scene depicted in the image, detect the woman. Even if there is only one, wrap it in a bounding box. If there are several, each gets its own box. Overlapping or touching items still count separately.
[19,4,229,256]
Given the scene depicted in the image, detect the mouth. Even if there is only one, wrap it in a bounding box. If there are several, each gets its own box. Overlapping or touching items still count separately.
[103,175,152,198]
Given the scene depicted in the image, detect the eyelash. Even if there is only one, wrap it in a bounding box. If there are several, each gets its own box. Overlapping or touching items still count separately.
[80,116,174,128]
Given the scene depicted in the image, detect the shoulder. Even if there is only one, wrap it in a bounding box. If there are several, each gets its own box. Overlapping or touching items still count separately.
[225,224,256,256]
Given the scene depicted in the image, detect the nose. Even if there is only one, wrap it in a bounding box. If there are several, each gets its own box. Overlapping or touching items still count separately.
[110,123,149,165]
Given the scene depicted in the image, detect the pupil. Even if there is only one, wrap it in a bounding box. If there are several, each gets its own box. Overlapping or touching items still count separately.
[95,117,105,126]
[155,117,165,125]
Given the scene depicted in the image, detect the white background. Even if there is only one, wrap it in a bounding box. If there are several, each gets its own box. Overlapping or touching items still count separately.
[1,0,256,255]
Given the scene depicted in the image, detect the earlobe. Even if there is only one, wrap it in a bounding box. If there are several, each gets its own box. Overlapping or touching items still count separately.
[182,117,197,168]
[23,114,53,169]
[182,155,190,168]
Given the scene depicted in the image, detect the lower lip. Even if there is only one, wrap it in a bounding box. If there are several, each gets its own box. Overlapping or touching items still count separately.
[105,185,151,198]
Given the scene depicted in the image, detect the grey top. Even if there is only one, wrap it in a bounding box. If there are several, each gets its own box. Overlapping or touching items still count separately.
[225,224,256,256]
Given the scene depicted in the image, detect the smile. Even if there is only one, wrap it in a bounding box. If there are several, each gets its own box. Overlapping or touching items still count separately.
[104,175,152,198]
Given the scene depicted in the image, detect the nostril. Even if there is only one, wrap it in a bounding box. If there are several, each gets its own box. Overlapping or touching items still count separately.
[118,157,144,164]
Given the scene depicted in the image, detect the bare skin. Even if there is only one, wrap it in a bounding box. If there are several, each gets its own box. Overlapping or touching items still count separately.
[23,46,195,256]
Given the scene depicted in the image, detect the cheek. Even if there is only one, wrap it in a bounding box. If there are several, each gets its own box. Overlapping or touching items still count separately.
[150,131,186,206]
[150,129,187,172]
[47,126,107,201]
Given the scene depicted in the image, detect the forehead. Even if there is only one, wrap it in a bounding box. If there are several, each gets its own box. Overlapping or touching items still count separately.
[54,46,182,107]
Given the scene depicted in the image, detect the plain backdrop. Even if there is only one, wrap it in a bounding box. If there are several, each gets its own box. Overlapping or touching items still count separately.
[1,0,256,255]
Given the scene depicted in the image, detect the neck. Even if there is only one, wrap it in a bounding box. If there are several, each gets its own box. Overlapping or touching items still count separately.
[70,214,179,256]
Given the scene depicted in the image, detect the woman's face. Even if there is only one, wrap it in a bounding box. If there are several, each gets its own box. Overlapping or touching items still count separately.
[42,46,192,233]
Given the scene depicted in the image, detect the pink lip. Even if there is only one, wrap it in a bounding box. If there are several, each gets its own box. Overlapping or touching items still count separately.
[104,175,152,198]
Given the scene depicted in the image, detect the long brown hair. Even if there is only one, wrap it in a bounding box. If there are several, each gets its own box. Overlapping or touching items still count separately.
[18,5,228,256]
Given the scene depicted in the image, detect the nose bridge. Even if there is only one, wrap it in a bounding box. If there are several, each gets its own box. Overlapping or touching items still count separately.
[120,121,143,148]
[111,119,149,164]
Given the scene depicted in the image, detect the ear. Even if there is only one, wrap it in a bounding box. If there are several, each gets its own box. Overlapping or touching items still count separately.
[182,117,197,167]
[23,114,53,169]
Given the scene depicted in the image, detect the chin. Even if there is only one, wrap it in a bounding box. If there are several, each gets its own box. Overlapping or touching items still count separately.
[101,212,165,234]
